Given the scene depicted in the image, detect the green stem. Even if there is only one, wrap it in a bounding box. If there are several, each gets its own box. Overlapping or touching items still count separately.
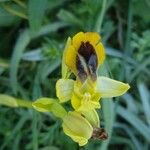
[0,94,32,108]
[16,99,33,108]
[94,0,107,32]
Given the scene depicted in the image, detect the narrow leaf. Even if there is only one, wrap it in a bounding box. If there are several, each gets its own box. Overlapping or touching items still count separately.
[117,105,150,143]
[138,82,150,127]
[10,29,30,94]
[28,0,48,35]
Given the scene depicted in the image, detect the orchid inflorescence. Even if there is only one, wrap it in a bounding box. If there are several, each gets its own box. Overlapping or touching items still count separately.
[32,32,130,146]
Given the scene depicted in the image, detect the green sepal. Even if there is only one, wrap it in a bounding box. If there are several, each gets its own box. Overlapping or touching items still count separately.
[61,37,72,79]
[32,97,67,118]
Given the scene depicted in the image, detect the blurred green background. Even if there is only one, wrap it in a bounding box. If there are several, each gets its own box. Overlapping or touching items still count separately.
[0,0,150,150]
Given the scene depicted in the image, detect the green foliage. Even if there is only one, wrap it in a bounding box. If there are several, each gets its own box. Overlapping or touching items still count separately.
[0,0,150,150]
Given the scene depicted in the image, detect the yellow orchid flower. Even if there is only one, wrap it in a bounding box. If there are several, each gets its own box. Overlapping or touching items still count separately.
[64,32,105,82]
[62,111,93,146]
[32,32,130,145]
[62,109,107,146]
[56,77,129,111]
[1,32,129,146]
[56,32,130,111]
[32,98,104,146]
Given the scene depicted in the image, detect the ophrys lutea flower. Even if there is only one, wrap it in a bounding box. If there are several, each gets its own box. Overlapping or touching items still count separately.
[32,32,130,146]
[32,98,106,146]
[65,32,105,82]
[57,32,130,111]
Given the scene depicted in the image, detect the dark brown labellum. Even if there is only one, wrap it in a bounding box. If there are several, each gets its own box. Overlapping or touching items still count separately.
[76,41,98,82]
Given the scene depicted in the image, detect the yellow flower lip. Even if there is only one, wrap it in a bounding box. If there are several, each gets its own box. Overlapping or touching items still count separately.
[62,111,108,146]
[64,32,105,82]
[62,111,93,146]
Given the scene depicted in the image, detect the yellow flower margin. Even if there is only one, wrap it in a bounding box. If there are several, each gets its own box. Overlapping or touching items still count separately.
[64,32,105,75]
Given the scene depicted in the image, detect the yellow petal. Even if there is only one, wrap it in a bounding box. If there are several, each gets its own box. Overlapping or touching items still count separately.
[75,78,96,95]
[71,93,82,110]
[82,109,100,127]
[65,44,77,74]
[62,111,93,146]
[63,124,88,146]
[72,32,85,50]
[97,76,130,98]
[71,92,100,111]
[91,92,101,102]
[95,43,105,65]
[65,32,105,75]
[84,32,101,45]
[78,98,100,111]
[56,79,74,103]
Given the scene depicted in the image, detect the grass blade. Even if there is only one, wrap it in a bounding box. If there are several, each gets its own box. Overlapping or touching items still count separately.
[98,64,115,150]
[10,29,30,94]
[138,82,150,127]
[28,0,48,35]
[117,105,150,143]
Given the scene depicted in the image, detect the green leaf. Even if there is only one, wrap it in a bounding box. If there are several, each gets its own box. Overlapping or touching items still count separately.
[28,0,48,35]
[22,48,44,61]
[115,123,142,150]
[100,99,114,150]
[111,136,135,150]
[138,82,150,127]
[0,8,19,26]
[117,105,150,143]
[98,63,115,150]
[33,22,68,38]
[10,29,30,94]
[132,0,150,24]
[122,93,137,113]
[32,98,67,118]
[57,9,82,27]
[1,3,27,19]
[40,59,61,82]
[94,0,107,32]
[40,146,59,150]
